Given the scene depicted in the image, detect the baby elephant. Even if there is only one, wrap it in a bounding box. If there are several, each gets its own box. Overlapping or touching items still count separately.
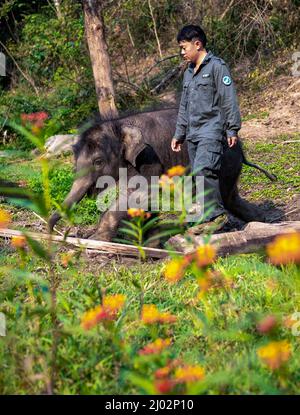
[49,108,275,241]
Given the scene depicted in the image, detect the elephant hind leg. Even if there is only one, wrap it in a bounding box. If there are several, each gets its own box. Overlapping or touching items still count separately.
[225,186,266,223]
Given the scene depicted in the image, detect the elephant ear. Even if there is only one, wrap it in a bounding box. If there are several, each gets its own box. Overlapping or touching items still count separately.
[121,125,148,167]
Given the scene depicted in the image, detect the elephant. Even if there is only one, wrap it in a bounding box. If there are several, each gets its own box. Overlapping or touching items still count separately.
[49,107,276,241]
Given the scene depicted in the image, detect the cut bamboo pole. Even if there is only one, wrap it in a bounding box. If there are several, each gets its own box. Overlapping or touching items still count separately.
[168,221,300,255]
[0,228,178,259]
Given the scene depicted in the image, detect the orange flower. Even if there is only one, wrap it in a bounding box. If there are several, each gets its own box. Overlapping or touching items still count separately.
[159,173,175,190]
[141,304,161,324]
[21,111,48,129]
[167,165,186,178]
[60,252,73,268]
[159,311,177,324]
[127,208,151,219]
[163,258,187,283]
[256,315,277,334]
[81,294,126,330]
[174,365,205,383]
[11,235,26,249]
[154,366,172,379]
[0,209,11,229]
[141,304,177,324]
[194,244,216,268]
[139,338,172,355]
[155,379,174,394]
[266,233,300,265]
[257,340,292,370]
[103,294,126,314]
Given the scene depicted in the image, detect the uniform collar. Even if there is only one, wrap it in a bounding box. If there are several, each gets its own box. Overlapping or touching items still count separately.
[188,50,214,73]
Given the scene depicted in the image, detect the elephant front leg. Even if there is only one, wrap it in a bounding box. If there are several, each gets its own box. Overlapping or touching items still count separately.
[89,185,149,242]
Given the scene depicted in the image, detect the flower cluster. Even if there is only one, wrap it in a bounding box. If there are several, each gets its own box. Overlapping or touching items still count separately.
[21,111,48,135]
[0,209,11,229]
[158,164,186,192]
[166,165,186,178]
[60,252,74,268]
[163,244,216,284]
[139,338,172,355]
[81,294,126,330]
[153,361,205,394]
[174,365,205,383]
[266,233,300,265]
[257,340,292,370]
[127,208,151,220]
[11,235,26,249]
[141,304,177,324]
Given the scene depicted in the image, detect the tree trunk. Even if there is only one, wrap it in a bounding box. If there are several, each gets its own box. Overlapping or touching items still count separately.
[53,0,62,19]
[83,0,118,118]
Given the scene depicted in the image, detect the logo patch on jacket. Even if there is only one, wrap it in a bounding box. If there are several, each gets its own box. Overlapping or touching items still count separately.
[202,73,210,78]
[222,76,232,85]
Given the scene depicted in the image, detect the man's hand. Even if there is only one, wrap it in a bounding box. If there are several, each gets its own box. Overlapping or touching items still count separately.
[227,136,238,148]
[171,138,182,152]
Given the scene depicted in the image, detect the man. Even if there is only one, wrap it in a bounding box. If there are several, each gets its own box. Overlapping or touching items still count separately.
[171,25,241,233]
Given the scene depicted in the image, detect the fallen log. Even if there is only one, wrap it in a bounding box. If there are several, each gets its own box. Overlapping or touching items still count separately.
[0,228,178,259]
[167,221,300,256]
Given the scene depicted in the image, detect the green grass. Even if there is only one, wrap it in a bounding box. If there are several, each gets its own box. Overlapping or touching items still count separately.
[240,136,300,202]
[0,247,299,394]
[0,151,98,226]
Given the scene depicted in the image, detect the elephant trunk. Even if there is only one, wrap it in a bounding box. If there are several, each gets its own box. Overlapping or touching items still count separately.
[49,176,93,231]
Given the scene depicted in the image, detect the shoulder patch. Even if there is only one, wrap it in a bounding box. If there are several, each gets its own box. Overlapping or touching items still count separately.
[222,75,232,86]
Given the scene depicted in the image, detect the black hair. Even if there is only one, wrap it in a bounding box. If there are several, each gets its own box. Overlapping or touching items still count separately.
[177,25,207,47]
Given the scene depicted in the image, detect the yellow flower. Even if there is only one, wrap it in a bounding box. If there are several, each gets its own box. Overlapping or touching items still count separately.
[11,235,26,249]
[167,165,186,178]
[141,304,161,324]
[81,294,126,330]
[0,209,11,229]
[195,244,216,268]
[159,311,177,324]
[103,294,126,313]
[141,304,177,324]
[257,340,292,370]
[60,252,73,268]
[139,338,172,355]
[127,208,151,219]
[163,258,186,283]
[174,365,205,383]
[266,233,300,265]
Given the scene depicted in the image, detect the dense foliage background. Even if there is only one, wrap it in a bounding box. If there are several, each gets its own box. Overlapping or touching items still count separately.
[1,0,300,146]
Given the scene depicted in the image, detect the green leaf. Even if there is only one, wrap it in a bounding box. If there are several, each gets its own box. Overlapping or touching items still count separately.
[120,219,139,232]
[8,121,44,150]
[23,232,51,261]
[118,227,139,240]
[126,372,156,394]
[141,216,159,233]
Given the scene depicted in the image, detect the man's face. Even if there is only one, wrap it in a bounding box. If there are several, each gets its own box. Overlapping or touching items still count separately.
[179,40,202,64]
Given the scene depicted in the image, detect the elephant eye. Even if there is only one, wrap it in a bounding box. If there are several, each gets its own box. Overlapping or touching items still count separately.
[94,158,104,167]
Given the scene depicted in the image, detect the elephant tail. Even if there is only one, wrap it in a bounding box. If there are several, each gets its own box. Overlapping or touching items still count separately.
[242,155,277,181]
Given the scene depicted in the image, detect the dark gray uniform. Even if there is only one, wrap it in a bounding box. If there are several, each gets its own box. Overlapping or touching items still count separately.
[174,50,241,221]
